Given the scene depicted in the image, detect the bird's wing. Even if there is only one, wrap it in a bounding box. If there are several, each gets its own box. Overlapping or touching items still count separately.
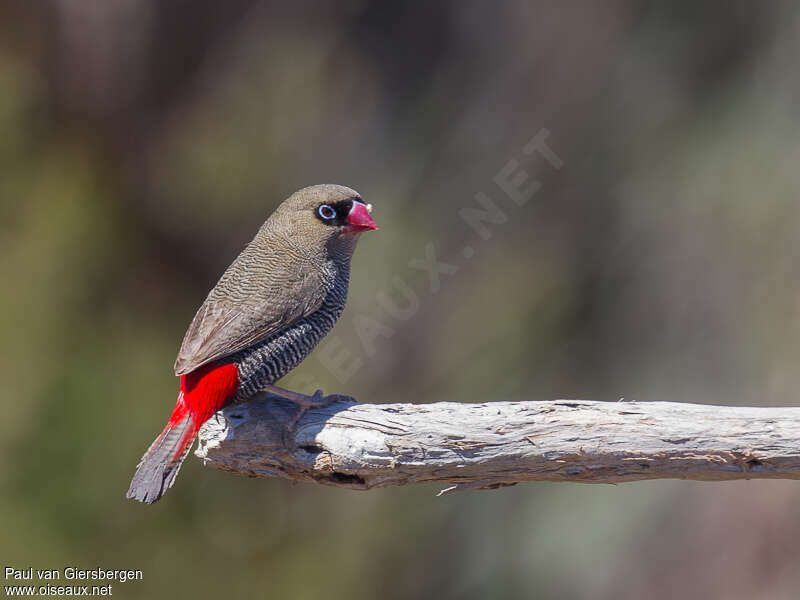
[173,257,330,376]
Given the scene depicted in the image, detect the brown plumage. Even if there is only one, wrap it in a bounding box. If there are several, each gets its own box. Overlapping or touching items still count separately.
[127,184,377,503]
[174,184,365,375]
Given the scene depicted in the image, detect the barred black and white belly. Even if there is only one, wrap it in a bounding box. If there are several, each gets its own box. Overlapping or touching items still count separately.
[231,285,348,401]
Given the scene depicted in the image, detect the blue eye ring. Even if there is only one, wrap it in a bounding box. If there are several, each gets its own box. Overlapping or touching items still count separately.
[318,204,336,220]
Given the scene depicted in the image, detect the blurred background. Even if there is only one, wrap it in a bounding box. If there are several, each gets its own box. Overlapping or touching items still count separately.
[2,1,800,598]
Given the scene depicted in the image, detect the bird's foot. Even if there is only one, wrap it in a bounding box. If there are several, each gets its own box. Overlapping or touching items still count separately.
[262,385,354,431]
[286,389,354,431]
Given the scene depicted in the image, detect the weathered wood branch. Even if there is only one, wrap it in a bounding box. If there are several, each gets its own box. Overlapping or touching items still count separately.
[195,395,800,493]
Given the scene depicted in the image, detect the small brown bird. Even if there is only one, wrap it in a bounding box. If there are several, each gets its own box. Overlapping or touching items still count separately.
[127,184,378,503]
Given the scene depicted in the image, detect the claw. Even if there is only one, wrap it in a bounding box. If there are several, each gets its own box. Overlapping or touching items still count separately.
[262,384,354,431]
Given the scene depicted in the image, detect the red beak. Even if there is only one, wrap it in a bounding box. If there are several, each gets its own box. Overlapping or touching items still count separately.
[343,200,378,234]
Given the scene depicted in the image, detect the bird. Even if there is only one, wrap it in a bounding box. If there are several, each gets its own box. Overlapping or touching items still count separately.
[126,184,378,503]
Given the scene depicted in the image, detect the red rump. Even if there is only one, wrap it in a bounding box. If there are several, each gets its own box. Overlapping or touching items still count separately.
[167,361,239,431]
[126,361,240,496]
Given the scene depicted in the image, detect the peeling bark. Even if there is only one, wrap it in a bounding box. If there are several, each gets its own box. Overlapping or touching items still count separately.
[195,395,800,493]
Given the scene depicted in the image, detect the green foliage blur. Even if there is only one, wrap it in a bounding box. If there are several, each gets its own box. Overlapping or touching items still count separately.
[2,2,800,598]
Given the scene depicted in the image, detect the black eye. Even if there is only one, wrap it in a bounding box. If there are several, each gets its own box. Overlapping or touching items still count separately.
[317,204,336,220]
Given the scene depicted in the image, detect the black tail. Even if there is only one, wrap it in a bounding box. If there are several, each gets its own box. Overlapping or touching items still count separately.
[126,414,196,504]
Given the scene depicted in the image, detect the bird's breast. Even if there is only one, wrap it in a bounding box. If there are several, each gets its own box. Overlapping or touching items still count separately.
[231,281,348,401]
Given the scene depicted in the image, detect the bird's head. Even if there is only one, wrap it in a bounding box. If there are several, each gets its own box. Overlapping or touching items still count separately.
[272,184,378,259]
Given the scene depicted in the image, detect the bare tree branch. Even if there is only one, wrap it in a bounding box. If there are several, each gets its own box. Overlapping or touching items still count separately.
[195,395,800,493]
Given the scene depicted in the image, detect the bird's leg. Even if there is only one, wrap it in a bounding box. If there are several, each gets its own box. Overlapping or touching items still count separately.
[262,384,354,431]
